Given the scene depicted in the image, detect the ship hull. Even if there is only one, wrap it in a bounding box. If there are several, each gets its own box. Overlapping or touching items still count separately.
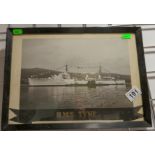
[28,78,126,86]
[96,80,125,85]
[75,80,88,85]
[28,78,75,86]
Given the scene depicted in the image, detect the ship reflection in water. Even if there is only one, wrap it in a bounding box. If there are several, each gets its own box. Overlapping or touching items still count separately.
[20,85,132,110]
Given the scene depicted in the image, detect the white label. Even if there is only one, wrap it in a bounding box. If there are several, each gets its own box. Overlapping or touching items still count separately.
[125,87,142,102]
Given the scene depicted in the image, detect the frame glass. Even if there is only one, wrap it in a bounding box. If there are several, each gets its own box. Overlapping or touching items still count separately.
[1,27,151,130]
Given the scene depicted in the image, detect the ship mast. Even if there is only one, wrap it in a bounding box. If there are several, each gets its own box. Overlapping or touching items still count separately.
[99,65,102,74]
[98,65,102,80]
[65,64,68,72]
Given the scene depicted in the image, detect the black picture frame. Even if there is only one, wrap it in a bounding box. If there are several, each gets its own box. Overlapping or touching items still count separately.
[1,27,152,131]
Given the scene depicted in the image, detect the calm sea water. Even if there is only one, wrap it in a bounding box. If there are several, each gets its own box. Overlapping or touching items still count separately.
[20,85,132,110]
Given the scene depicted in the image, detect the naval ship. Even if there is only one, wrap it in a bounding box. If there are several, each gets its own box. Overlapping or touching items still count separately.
[28,65,126,86]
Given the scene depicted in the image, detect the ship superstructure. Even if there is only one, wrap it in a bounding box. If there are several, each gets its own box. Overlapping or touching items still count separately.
[28,65,126,86]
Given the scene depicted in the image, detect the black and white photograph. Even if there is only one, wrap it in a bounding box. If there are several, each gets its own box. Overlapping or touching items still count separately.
[13,34,141,123]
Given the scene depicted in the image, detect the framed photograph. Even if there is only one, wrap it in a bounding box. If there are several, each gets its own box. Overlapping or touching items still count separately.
[2,27,152,130]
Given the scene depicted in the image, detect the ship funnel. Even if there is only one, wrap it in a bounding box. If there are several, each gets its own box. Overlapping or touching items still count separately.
[85,74,89,80]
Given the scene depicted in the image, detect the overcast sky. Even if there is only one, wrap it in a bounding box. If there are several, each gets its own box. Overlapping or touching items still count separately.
[22,37,130,75]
